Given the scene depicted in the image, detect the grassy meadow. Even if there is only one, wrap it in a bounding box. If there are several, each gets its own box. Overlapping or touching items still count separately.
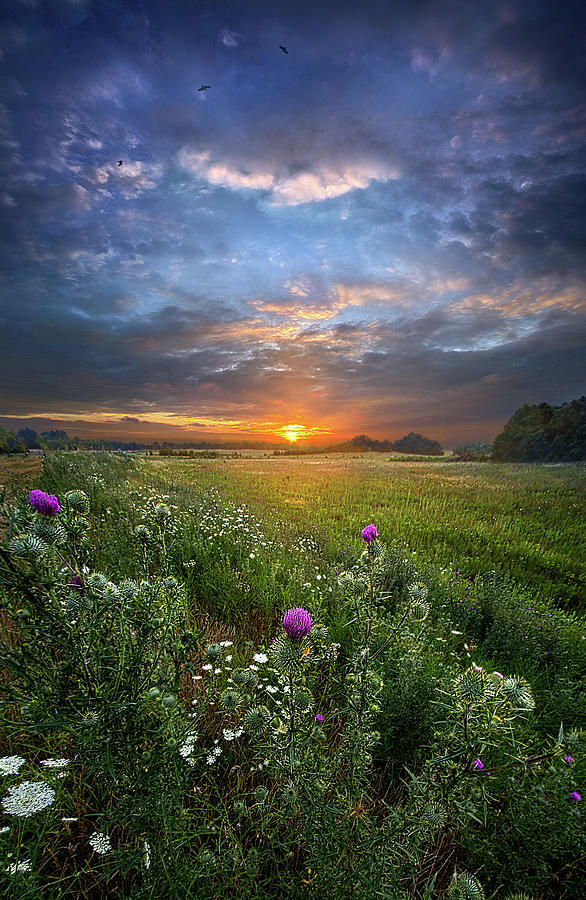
[144,454,586,610]
[0,451,584,899]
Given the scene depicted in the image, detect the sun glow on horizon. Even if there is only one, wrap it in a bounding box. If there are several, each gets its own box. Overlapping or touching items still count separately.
[274,423,333,443]
[283,424,303,442]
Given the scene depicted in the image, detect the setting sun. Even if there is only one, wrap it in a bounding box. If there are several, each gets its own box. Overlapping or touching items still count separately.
[283,425,302,442]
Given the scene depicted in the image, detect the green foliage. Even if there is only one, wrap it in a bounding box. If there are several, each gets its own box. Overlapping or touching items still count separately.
[493,396,586,461]
[0,452,583,899]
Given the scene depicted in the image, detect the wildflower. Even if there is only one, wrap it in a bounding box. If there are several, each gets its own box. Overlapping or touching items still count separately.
[564,754,574,764]
[2,781,56,817]
[361,523,378,544]
[0,826,9,834]
[569,792,581,802]
[206,747,222,765]
[89,831,112,854]
[282,607,312,641]
[68,575,84,593]
[40,759,69,769]
[5,859,31,875]
[143,841,151,870]
[202,664,213,671]
[179,733,199,764]
[29,490,60,517]
[253,653,268,664]
[315,713,324,723]
[0,756,26,776]
[492,671,504,679]
[472,759,484,770]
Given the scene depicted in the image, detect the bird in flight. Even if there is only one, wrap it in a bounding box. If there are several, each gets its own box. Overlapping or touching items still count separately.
[117,160,123,166]
[279,45,288,54]
[198,84,211,91]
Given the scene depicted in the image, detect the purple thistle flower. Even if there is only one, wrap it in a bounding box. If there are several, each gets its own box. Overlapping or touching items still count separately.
[361,523,378,544]
[569,792,581,802]
[68,576,84,593]
[282,608,312,641]
[315,713,324,724]
[29,490,60,517]
[564,754,574,765]
[473,759,484,770]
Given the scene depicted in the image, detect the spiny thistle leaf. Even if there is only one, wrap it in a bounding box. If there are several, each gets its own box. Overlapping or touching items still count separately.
[245,706,270,737]
[206,643,221,661]
[408,582,429,602]
[411,599,430,620]
[422,802,447,828]
[118,579,139,600]
[134,525,152,543]
[502,675,535,710]
[294,689,312,712]
[221,688,240,710]
[271,637,309,674]
[455,668,486,702]
[65,490,90,514]
[10,535,47,559]
[448,872,485,900]
[33,520,67,546]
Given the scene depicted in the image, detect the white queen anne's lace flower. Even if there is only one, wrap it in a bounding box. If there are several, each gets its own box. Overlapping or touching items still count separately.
[179,733,199,765]
[5,859,31,874]
[0,756,26,776]
[253,653,268,664]
[89,831,112,854]
[2,781,55,817]
[40,759,69,769]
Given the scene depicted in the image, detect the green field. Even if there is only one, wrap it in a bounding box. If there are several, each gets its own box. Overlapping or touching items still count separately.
[144,454,586,610]
[0,452,584,899]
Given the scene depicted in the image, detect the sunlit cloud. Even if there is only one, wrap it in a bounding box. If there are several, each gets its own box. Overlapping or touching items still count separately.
[177,149,398,205]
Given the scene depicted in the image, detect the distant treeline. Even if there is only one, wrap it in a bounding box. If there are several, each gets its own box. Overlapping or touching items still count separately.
[274,432,444,456]
[492,397,586,462]
[0,429,287,454]
[0,428,150,454]
[0,427,444,456]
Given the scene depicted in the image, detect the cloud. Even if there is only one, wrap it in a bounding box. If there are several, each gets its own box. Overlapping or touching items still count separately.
[177,149,398,205]
[219,28,241,48]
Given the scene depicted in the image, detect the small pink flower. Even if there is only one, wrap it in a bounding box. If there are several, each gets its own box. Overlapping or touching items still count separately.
[569,792,581,802]
[473,759,484,770]
[564,754,574,765]
[315,714,324,724]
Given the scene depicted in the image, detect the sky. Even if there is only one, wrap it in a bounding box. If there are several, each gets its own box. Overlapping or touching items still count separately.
[0,0,585,447]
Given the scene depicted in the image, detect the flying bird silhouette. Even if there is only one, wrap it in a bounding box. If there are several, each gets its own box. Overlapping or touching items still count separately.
[198,84,211,91]
[279,45,288,54]
[117,160,123,166]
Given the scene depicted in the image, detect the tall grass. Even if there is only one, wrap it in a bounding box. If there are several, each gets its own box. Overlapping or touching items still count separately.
[144,455,586,610]
[0,452,583,898]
